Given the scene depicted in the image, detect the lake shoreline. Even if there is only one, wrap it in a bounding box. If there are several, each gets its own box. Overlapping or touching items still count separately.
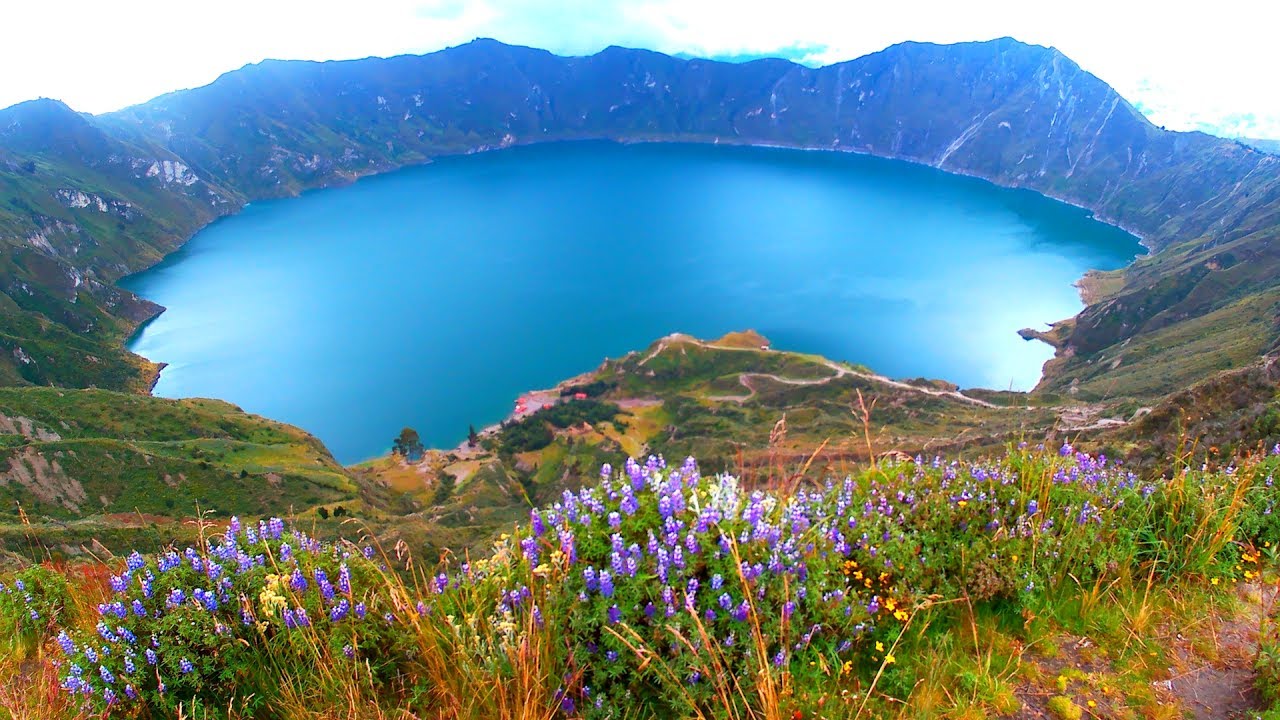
[116,137,1145,459]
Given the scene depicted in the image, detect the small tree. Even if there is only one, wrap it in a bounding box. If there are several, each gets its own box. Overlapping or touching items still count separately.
[392,427,425,461]
[431,472,456,505]
[468,424,479,448]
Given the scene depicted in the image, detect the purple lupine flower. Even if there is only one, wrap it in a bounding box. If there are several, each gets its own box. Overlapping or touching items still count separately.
[599,571,614,598]
[520,536,540,564]
[685,578,699,610]
[145,649,157,665]
[315,569,335,601]
[607,605,622,624]
[620,493,639,515]
[658,495,673,519]
[330,599,350,622]
[180,657,194,674]
[343,644,355,659]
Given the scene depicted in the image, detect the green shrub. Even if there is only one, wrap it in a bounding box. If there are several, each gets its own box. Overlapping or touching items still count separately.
[40,445,1280,718]
[0,564,75,657]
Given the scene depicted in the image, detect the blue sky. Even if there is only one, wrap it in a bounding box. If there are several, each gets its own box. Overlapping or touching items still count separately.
[4,0,1276,139]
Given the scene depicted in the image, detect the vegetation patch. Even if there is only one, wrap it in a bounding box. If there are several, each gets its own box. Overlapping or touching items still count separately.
[1,443,1275,718]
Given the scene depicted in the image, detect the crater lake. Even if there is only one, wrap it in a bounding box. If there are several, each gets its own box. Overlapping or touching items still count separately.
[121,142,1143,463]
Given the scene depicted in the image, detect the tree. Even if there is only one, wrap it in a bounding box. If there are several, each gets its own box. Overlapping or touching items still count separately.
[431,472,456,505]
[317,507,330,519]
[468,424,479,447]
[392,427,425,461]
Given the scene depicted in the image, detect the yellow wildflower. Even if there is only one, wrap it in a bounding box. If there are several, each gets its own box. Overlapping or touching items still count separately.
[256,574,288,619]
[883,654,895,665]
[875,641,885,653]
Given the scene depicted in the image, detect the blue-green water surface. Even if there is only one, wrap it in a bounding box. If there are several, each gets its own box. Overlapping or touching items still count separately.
[122,142,1142,462]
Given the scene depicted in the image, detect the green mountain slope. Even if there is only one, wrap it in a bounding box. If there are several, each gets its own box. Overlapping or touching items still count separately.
[0,38,1275,405]
[0,99,239,389]
[0,387,356,522]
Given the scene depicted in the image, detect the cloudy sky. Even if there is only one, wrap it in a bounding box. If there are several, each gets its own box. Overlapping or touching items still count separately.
[4,0,1276,139]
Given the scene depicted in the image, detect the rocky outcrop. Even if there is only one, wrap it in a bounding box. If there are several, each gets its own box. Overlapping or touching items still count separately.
[1,447,86,512]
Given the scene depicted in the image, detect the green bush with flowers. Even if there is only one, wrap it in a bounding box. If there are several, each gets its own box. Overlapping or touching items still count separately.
[5,442,1276,718]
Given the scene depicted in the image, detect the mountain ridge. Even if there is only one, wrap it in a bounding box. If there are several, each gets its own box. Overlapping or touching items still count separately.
[1,36,1277,404]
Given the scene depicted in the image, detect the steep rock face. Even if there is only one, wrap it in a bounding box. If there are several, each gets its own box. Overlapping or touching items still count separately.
[0,100,239,389]
[0,38,1276,397]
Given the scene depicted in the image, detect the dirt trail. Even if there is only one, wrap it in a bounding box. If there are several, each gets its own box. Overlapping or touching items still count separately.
[1161,584,1271,719]
[1011,584,1270,719]
[651,334,1007,409]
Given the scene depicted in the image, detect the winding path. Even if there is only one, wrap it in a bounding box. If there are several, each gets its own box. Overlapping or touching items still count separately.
[647,334,1006,410]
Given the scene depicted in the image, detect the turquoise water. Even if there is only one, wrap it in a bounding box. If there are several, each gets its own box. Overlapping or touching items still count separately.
[121,142,1142,463]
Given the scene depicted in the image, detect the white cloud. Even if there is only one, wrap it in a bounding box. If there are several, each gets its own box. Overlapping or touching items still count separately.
[2,0,1276,138]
